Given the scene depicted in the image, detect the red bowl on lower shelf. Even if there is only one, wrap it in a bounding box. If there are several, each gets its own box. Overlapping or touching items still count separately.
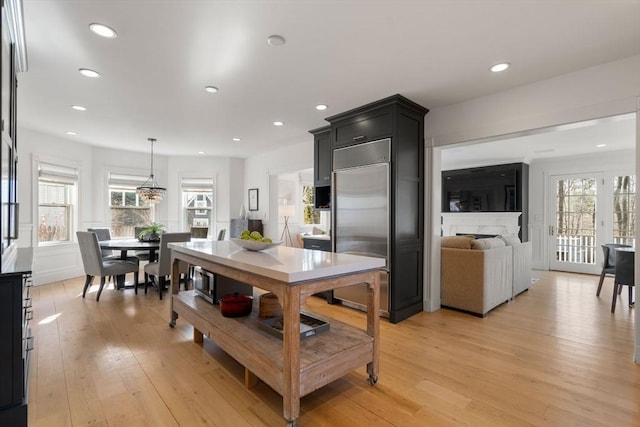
[219,293,253,317]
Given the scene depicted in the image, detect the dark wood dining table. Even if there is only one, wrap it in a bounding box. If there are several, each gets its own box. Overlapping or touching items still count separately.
[99,239,160,262]
[99,239,161,289]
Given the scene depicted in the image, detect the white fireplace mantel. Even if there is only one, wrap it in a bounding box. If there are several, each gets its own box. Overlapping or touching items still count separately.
[441,212,521,237]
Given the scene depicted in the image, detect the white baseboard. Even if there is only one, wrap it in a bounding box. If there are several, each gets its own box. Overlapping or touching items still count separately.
[33,267,84,286]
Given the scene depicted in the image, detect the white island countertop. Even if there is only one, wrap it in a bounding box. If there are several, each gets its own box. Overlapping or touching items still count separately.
[169,240,384,283]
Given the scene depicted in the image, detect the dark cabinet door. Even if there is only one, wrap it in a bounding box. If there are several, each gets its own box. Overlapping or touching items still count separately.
[0,271,29,427]
[0,275,21,408]
[303,238,335,303]
[229,219,263,238]
[331,108,393,149]
[310,126,332,210]
[302,237,331,252]
[312,127,331,186]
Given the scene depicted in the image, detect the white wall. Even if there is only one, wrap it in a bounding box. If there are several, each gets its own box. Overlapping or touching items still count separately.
[244,140,314,240]
[426,55,640,146]
[18,128,243,285]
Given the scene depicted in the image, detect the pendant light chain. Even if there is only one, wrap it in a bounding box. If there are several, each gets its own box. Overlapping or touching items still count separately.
[136,137,166,203]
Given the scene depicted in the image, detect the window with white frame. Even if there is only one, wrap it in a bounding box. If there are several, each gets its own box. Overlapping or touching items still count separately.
[38,162,78,245]
[613,175,636,246]
[108,172,152,238]
[182,178,214,234]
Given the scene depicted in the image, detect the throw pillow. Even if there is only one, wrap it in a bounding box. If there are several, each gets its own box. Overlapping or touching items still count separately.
[499,234,521,246]
[471,237,506,250]
[441,235,474,249]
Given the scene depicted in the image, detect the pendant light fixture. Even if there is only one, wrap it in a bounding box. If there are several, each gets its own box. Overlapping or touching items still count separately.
[136,137,166,203]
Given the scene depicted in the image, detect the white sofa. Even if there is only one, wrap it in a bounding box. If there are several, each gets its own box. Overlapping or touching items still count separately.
[441,236,513,316]
[441,234,532,317]
[511,240,532,297]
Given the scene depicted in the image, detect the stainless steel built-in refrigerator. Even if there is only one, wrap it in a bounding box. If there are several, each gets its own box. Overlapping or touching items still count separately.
[332,139,390,317]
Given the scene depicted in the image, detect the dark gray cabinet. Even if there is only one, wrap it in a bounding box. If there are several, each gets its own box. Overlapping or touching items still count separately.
[310,126,331,210]
[325,94,429,323]
[311,126,331,186]
[0,249,33,427]
[331,107,393,148]
[303,237,334,303]
[229,219,264,238]
[303,237,331,252]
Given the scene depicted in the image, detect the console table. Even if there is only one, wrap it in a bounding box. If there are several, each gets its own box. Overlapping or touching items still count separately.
[168,241,383,426]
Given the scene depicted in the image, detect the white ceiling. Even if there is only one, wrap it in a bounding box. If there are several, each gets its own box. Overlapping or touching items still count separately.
[440,112,637,170]
[18,0,640,159]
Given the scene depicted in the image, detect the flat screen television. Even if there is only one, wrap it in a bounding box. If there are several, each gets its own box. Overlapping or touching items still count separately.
[442,164,520,213]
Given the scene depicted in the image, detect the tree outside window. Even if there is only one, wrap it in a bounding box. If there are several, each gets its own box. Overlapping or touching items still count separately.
[613,175,635,246]
[302,185,320,225]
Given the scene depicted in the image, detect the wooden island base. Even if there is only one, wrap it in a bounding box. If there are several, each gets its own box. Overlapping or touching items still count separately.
[168,241,382,426]
[188,319,257,387]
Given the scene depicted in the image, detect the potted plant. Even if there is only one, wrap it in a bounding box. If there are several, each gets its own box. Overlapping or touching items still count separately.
[138,222,166,242]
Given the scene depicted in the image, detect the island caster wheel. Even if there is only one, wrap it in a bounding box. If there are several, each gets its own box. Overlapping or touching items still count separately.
[368,375,378,386]
[169,320,176,328]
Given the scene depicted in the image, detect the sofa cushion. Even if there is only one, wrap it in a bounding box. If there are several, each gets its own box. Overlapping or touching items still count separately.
[441,235,474,249]
[499,234,522,246]
[471,237,506,250]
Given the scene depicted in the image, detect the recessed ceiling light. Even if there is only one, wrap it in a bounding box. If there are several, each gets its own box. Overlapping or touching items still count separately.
[71,105,86,111]
[79,68,101,78]
[490,62,510,73]
[316,104,328,111]
[205,86,218,93]
[89,23,117,38]
[267,35,286,46]
[65,131,77,135]
[273,121,284,126]
[197,151,205,155]
[596,144,607,148]
[232,137,241,142]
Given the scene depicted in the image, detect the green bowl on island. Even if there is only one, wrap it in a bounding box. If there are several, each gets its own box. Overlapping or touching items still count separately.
[231,230,282,251]
[230,238,283,251]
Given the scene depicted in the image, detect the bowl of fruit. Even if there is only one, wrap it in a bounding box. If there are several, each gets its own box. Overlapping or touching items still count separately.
[230,230,283,252]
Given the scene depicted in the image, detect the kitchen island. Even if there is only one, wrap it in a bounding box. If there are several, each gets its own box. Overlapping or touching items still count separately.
[168,240,384,427]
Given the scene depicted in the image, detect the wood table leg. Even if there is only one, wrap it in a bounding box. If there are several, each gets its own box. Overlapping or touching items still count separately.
[193,327,203,344]
[169,257,180,327]
[244,368,258,388]
[366,270,380,383]
[282,286,301,424]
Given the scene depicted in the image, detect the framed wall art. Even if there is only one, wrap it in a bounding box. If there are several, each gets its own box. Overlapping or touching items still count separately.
[248,188,259,211]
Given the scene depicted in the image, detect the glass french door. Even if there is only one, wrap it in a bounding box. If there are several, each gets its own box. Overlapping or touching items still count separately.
[549,173,604,274]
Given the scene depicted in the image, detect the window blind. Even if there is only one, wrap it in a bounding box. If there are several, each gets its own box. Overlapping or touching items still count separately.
[38,162,78,184]
[108,172,147,189]
[181,177,214,192]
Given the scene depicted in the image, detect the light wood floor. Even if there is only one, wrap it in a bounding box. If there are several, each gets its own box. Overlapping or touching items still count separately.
[28,271,638,427]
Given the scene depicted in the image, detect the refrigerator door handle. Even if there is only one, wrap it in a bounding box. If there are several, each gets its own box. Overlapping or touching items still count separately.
[331,170,336,252]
